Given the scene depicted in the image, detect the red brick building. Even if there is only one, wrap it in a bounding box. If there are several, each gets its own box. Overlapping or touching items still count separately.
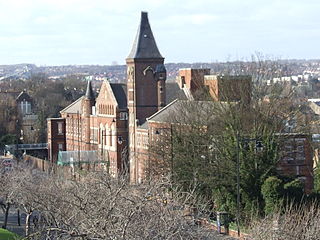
[48,79,128,176]
[48,12,178,177]
[277,133,313,193]
[177,68,210,98]
[177,68,251,103]
[47,12,314,191]
[47,118,66,163]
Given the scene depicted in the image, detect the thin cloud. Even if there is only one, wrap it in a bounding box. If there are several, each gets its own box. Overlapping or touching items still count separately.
[0,0,319,65]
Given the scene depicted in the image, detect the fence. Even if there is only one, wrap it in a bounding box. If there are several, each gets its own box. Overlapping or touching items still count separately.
[23,155,72,179]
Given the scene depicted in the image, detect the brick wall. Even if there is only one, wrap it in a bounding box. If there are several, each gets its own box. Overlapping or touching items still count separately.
[204,75,252,103]
[277,134,314,193]
[178,68,210,94]
[47,118,66,163]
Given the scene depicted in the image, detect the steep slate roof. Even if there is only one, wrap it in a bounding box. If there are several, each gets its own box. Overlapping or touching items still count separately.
[127,12,163,59]
[16,91,33,102]
[147,100,225,125]
[60,96,83,114]
[110,83,127,109]
[85,80,95,100]
[165,82,188,104]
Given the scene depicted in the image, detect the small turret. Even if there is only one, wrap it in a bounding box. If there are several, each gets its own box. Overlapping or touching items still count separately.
[154,64,167,81]
[83,80,95,115]
[85,80,95,100]
[82,80,95,150]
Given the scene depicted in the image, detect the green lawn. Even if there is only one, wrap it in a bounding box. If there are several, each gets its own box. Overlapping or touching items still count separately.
[0,228,22,240]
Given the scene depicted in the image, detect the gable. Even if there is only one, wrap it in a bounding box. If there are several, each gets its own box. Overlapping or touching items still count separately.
[16,91,33,103]
[95,81,118,115]
[96,81,117,105]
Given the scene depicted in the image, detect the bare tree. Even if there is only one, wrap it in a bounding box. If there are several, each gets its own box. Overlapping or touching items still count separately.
[0,168,25,229]
[250,202,320,240]
[3,167,230,240]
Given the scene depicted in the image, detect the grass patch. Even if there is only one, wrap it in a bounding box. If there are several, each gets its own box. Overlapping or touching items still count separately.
[0,228,22,240]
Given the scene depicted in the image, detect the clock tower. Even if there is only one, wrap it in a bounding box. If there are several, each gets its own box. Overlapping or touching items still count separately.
[126,12,166,183]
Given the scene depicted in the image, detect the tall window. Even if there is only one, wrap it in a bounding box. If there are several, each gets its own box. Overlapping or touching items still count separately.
[26,102,31,114]
[20,101,31,115]
[57,122,63,135]
[120,112,128,120]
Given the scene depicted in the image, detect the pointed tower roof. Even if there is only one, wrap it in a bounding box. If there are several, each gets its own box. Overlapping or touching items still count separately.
[127,12,163,59]
[85,80,94,100]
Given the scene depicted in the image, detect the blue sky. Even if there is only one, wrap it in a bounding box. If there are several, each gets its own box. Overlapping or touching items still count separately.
[0,0,319,65]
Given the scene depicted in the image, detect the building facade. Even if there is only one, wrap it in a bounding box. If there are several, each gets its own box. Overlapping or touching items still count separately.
[47,12,314,191]
[0,90,38,143]
[48,79,128,176]
[177,68,252,103]
[277,133,313,193]
[47,118,66,162]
